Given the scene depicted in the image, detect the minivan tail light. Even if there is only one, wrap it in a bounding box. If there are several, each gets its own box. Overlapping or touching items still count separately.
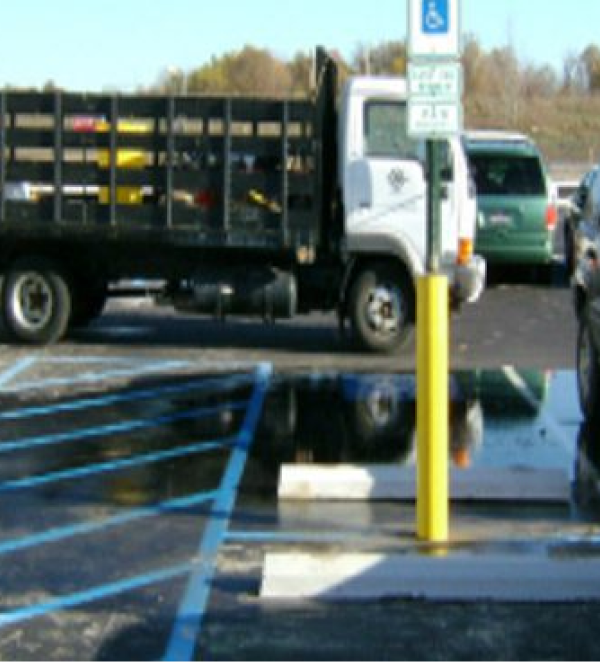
[545,204,558,230]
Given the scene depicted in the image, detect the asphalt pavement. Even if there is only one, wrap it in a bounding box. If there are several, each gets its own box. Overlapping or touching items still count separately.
[0,266,598,661]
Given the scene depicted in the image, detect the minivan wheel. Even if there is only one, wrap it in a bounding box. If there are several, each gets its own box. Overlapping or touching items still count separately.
[577,315,600,421]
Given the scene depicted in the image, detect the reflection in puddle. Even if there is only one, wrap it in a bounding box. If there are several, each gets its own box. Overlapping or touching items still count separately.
[6,368,597,517]
[255,370,572,471]
[249,369,600,515]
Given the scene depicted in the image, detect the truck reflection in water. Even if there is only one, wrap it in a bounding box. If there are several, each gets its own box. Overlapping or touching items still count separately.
[4,368,568,512]
[251,369,554,485]
[97,369,557,506]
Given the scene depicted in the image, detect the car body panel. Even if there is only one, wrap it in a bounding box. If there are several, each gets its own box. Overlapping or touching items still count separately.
[587,255,600,349]
[465,132,555,265]
[573,219,600,419]
[590,291,600,351]
[475,193,554,263]
[565,167,600,275]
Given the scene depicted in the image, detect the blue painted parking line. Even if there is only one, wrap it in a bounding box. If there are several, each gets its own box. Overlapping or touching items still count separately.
[163,362,272,662]
[225,530,363,544]
[0,400,247,453]
[0,355,259,394]
[0,356,273,650]
[38,356,183,365]
[0,562,199,628]
[0,436,236,493]
[0,489,220,556]
[0,373,254,421]
[0,359,189,393]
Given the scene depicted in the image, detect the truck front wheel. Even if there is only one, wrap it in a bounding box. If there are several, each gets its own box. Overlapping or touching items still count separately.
[2,258,71,345]
[348,264,414,353]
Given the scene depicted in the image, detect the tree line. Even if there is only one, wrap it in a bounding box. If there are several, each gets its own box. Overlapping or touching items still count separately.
[152,38,600,163]
[154,39,600,97]
[14,38,600,164]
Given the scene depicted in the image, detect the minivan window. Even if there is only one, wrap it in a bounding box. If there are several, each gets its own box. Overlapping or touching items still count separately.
[469,154,546,196]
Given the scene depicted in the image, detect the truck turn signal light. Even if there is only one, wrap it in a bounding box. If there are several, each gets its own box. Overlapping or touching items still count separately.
[456,238,473,266]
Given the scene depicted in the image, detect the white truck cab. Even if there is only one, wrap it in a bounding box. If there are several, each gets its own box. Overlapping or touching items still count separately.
[337,76,485,351]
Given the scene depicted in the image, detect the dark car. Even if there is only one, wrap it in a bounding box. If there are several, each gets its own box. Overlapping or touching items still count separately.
[564,166,599,276]
[574,228,600,421]
[465,131,557,269]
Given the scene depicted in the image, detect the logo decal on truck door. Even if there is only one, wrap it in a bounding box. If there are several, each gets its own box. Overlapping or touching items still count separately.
[388,168,408,194]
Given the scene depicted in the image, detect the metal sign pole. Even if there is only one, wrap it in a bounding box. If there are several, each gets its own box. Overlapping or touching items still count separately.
[426,139,442,273]
[408,0,461,543]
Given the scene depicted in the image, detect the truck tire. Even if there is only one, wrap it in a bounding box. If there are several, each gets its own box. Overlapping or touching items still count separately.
[577,313,600,421]
[2,258,71,345]
[349,264,414,353]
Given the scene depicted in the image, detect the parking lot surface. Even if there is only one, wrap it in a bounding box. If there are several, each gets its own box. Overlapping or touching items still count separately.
[1,273,600,660]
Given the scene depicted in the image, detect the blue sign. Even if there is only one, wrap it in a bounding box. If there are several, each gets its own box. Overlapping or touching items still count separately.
[422,0,449,35]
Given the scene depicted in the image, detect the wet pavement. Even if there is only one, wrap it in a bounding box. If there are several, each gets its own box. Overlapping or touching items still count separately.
[0,355,599,660]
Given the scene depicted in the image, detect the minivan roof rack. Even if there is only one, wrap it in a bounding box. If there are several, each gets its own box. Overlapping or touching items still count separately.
[464,130,532,144]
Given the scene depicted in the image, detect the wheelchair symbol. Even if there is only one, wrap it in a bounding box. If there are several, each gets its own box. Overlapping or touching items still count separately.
[422,0,449,34]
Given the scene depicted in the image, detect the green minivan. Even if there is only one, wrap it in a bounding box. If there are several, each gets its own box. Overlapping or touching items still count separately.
[465,132,557,267]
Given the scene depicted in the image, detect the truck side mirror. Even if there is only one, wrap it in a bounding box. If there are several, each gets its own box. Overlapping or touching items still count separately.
[441,164,453,182]
[440,141,453,182]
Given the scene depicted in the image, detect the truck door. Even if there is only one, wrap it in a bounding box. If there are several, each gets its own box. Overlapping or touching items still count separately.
[345,99,455,262]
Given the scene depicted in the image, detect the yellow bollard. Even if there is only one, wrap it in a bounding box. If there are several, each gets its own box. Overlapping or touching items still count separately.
[416,274,449,542]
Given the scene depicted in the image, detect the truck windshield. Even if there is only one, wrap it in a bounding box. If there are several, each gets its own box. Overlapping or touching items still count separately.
[364,100,424,161]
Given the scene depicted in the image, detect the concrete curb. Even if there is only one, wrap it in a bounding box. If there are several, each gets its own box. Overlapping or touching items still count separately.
[278,464,571,503]
[261,552,600,601]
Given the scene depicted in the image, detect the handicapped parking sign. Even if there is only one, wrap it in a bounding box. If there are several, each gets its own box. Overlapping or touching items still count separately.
[408,0,460,58]
[423,0,449,34]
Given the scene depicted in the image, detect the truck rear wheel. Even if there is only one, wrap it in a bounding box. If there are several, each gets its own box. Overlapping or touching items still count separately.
[2,258,71,345]
[348,264,414,353]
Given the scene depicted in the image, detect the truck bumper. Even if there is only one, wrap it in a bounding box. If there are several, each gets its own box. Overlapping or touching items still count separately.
[451,254,486,305]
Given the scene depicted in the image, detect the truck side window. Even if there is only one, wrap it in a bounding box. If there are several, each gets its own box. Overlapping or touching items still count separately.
[364,100,423,161]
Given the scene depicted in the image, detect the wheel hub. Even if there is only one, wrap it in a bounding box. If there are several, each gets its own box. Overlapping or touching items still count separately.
[12,273,53,331]
[366,286,401,335]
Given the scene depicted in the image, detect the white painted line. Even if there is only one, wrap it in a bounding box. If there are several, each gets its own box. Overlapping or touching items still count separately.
[0,357,38,388]
[502,366,573,454]
[278,464,570,503]
[261,552,600,602]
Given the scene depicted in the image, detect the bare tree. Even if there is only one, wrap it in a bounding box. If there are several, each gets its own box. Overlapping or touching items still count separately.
[351,41,407,75]
[562,51,587,93]
[581,45,600,93]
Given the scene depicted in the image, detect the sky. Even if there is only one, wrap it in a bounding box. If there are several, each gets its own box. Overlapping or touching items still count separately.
[0,0,597,91]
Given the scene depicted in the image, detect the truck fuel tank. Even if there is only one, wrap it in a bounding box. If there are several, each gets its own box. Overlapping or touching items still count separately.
[169,267,297,321]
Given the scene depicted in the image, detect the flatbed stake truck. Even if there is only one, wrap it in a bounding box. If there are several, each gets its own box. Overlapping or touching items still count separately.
[0,49,485,352]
